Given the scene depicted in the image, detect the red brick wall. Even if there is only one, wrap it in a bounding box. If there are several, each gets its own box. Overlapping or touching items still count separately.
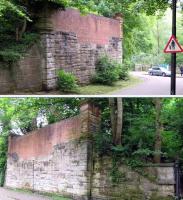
[8,103,101,161]
[8,116,81,160]
[51,8,122,45]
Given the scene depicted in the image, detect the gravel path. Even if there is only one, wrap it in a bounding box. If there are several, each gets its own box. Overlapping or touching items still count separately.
[0,188,52,200]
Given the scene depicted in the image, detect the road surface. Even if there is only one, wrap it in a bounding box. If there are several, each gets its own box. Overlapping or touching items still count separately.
[112,71,183,96]
[0,187,51,200]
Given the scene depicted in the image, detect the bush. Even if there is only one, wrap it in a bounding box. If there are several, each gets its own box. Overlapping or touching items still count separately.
[93,56,129,85]
[118,62,130,80]
[57,70,78,92]
[92,56,120,85]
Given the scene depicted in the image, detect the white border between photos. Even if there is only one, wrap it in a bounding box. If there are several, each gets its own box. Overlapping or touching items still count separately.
[0,95,181,98]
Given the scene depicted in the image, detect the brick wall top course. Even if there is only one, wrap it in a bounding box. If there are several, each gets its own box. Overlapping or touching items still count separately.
[8,115,82,160]
[51,8,122,45]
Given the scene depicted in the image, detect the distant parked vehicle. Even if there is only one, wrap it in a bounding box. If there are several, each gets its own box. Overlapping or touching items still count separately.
[148,67,171,77]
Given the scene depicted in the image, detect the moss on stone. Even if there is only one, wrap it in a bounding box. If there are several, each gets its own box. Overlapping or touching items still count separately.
[149,195,174,200]
[99,186,145,200]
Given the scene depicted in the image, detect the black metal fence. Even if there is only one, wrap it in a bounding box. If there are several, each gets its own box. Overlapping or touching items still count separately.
[175,161,183,200]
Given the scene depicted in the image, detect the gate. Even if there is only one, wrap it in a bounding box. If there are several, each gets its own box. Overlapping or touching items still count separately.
[175,161,183,199]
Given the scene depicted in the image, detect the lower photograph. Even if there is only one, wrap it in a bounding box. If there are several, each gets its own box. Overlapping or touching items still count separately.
[0,97,182,200]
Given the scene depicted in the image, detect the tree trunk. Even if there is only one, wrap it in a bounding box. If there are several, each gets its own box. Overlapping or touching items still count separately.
[115,98,123,145]
[19,19,27,40]
[154,98,163,163]
[109,98,116,144]
[16,27,19,42]
[109,98,123,146]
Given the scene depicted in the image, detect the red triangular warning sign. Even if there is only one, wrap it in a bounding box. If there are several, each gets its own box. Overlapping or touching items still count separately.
[164,35,183,53]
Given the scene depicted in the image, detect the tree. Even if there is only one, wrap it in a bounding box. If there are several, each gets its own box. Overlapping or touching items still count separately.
[109,98,123,145]
[153,98,163,163]
[109,98,116,143]
[116,98,123,145]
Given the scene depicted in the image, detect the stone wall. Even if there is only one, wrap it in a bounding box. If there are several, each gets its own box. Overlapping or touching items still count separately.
[0,64,15,94]
[0,8,123,93]
[5,102,101,199]
[92,157,175,200]
[0,44,44,94]
[41,8,123,89]
[5,102,175,200]
[12,44,44,92]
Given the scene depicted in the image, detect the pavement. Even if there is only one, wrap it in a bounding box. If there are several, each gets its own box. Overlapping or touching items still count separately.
[0,187,51,200]
[112,71,183,96]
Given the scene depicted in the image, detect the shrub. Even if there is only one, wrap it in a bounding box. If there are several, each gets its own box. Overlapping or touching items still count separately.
[57,70,78,92]
[118,62,130,80]
[93,56,129,85]
[92,56,120,85]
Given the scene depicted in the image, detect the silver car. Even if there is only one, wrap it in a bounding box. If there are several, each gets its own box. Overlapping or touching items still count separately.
[148,67,171,77]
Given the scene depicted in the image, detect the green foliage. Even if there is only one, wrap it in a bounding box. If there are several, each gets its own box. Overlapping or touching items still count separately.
[0,135,8,186]
[0,0,29,20]
[118,61,130,80]
[110,161,127,184]
[57,70,78,93]
[94,131,112,156]
[10,98,81,128]
[94,98,183,168]
[161,131,183,161]
[0,33,39,63]
[92,56,122,85]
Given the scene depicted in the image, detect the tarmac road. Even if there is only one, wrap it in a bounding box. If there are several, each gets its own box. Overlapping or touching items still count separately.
[0,187,51,200]
[112,71,183,96]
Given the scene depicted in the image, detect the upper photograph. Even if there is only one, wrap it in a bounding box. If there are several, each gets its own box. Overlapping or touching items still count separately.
[0,0,182,96]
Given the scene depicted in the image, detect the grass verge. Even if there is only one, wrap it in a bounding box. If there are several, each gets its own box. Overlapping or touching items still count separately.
[14,75,142,95]
[77,76,142,95]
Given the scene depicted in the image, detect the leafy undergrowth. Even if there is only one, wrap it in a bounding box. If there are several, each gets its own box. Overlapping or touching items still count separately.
[0,33,39,63]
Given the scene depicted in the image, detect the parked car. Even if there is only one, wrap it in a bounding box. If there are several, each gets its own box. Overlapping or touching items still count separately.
[148,67,171,77]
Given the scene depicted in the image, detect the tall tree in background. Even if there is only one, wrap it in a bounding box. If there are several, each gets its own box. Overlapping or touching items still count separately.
[109,98,123,146]
[154,98,163,163]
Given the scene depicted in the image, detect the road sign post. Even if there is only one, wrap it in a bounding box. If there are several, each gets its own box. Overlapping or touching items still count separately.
[171,0,177,95]
[164,0,183,95]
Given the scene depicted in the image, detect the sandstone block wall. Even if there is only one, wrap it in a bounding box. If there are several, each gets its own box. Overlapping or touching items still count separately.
[41,8,123,89]
[6,140,90,199]
[12,44,44,92]
[0,45,44,94]
[0,8,123,93]
[5,103,101,199]
[0,64,15,94]
[92,157,175,200]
